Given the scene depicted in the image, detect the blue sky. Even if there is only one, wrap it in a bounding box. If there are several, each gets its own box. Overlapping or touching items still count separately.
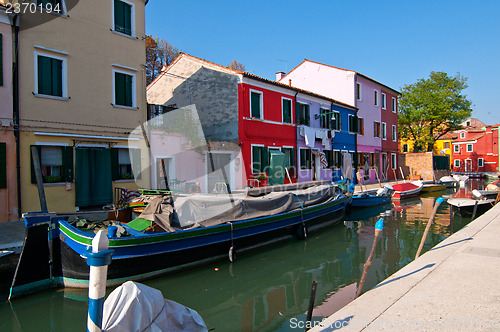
[145,0,500,125]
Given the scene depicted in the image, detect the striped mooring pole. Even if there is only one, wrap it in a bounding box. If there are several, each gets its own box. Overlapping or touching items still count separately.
[86,230,114,332]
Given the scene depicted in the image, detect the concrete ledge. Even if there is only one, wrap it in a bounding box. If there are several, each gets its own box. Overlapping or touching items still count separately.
[311,203,500,331]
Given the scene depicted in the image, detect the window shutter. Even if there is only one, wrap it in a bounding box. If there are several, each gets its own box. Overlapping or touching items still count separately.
[123,2,132,35]
[0,34,3,87]
[283,99,291,123]
[0,143,6,188]
[115,72,125,106]
[251,92,260,118]
[30,145,42,184]
[38,56,52,95]
[62,146,73,182]
[252,146,260,173]
[305,105,310,126]
[51,58,63,97]
[111,148,120,180]
[124,74,133,106]
[261,147,269,173]
[354,115,359,133]
[114,0,125,33]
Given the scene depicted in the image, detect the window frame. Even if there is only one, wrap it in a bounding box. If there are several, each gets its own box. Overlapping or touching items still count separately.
[392,124,397,142]
[374,121,381,138]
[382,122,387,140]
[391,153,397,170]
[112,0,136,37]
[466,144,473,152]
[374,90,379,107]
[34,50,68,99]
[299,148,312,170]
[392,97,397,113]
[358,117,364,135]
[281,97,293,124]
[112,68,136,108]
[454,144,460,153]
[297,103,310,126]
[250,89,263,119]
[454,159,460,168]
[356,82,362,101]
[478,158,484,168]
[460,132,466,139]
[403,144,408,153]
[331,111,341,131]
[381,93,386,110]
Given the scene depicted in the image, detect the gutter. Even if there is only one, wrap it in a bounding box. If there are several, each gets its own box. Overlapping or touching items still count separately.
[12,14,21,218]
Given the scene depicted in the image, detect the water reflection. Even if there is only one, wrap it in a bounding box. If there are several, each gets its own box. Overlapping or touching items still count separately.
[0,183,486,332]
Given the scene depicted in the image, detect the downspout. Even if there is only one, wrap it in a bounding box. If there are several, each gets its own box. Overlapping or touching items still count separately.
[293,90,298,183]
[354,107,358,184]
[493,126,500,172]
[12,15,21,217]
[330,101,335,181]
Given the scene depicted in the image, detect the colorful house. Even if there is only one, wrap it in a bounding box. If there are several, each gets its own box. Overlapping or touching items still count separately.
[452,126,499,173]
[17,0,147,213]
[0,5,17,221]
[433,132,456,167]
[278,59,400,182]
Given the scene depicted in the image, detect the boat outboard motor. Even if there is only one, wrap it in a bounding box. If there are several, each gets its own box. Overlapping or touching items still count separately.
[376,184,394,196]
[472,189,484,200]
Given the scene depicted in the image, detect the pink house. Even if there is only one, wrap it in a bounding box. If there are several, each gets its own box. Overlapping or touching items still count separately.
[0,7,17,221]
[279,60,400,182]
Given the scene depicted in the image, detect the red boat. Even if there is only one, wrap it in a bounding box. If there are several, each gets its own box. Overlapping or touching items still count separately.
[392,182,423,200]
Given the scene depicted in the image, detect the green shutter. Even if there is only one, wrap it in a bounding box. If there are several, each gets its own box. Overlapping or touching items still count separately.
[252,146,261,173]
[251,92,261,118]
[125,74,133,106]
[38,56,52,95]
[290,148,296,170]
[0,143,6,188]
[115,72,132,107]
[0,34,3,87]
[123,2,132,35]
[30,145,42,184]
[114,0,125,33]
[261,147,269,173]
[305,105,310,126]
[283,99,291,123]
[111,148,120,180]
[62,146,73,182]
[52,58,63,97]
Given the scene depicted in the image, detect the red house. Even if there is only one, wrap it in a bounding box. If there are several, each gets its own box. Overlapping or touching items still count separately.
[452,126,499,173]
[380,88,400,180]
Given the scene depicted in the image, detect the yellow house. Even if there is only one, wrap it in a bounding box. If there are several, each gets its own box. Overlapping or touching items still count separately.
[433,132,456,167]
[12,0,148,213]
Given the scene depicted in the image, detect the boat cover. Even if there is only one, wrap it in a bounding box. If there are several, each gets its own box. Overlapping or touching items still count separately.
[102,281,208,332]
[136,184,342,231]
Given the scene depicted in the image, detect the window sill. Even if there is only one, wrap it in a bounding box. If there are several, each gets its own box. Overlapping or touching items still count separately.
[112,103,138,110]
[42,182,69,187]
[115,179,135,183]
[34,93,69,101]
[111,30,137,40]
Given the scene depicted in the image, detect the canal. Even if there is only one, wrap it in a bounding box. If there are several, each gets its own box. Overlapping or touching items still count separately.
[0,180,491,331]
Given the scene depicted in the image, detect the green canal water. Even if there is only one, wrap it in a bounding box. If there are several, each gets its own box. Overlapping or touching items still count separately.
[0,182,490,332]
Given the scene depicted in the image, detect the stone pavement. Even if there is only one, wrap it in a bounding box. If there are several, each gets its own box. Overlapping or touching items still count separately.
[0,220,25,253]
[310,200,500,331]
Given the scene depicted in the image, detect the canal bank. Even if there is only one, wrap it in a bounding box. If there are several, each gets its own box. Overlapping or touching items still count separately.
[310,201,500,331]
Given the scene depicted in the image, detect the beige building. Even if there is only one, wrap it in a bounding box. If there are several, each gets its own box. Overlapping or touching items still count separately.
[10,0,148,213]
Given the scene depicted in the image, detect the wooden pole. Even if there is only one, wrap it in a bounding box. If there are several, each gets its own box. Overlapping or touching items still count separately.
[305,280,318,331]
[374,167,382,188]
[392,169,398,184]
[399,167,406,183]
[31,146,47,211]
[415,197,444,259]
[356,219,384,298]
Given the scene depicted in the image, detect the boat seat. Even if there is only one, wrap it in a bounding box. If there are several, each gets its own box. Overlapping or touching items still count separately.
[127,218,153,232]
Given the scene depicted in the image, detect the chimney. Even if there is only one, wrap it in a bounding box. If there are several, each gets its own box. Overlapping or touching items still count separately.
[276,71,286,81]
[289,79,292,86]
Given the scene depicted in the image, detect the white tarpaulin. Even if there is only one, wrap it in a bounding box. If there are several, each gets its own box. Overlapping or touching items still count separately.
[102,281,208,332]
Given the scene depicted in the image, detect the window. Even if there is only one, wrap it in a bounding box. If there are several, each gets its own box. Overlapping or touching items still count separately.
[392,125,397,142]
[299,148,311,169]
[382,122,387,140]
[250,90,263,119]
[454,159,460,168]
[391,153,397,170]
[113,69,135,107]
[251,145,268,174]
[466,144,473,152]
[297,103,310,126]
[331,111,341,131]
[454,145,459,153]
[444,141,450,149]
[460,132,466,139]
[381,93,386,110]
[319,108,330,129]
[392,97,397,113]
[0,34,3,87]
[374,121,381,138]
[403,144,408,153]
[374,90,379,106]
[348,115,358,133]
[113,0,134,36]
[111,148,140,180]
[30,145,73,183]
[323,150,334,169]
[478,158,484,168]
[282,147,296,174]
[334,151,342,168]
[35,52,67,98]
[358,117,364,135]
[466,121,471,127]
[356,82,362,101]
[282,98,292,123]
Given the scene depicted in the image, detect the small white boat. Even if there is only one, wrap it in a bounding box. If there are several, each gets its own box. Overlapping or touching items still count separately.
[448,197,495,217]
[439,176,459,188]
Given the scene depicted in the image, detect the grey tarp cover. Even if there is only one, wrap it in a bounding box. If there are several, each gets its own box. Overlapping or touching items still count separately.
[102,281,208,332]
[137,184,340,230]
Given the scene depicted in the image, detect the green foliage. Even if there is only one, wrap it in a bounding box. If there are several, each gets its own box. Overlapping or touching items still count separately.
[398,72,472,152]
[44,175,62,183]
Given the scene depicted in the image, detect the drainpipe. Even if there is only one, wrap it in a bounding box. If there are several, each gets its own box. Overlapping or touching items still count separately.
[493,126,500,173]
[12,15,21,218]
[293,90,298,183]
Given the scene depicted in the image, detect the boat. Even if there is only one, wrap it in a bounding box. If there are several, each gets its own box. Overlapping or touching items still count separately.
[391,182,423,200]
[439,176,459,188]
[472,189,499,200]
[447,197,495,217]
[350,184,393,208]
[9,182,351,297]
[413,180,445,193]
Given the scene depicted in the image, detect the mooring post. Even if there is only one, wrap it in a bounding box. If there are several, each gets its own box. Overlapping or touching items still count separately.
[86,230,113,332]
[415,197,444,259]
[356,218,384,298]
[305,280,318,331]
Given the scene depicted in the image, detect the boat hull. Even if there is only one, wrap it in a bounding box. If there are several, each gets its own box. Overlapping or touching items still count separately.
[350,195,391,208]
[448,198,495,217]
[392,183,423,200]
[58,195,350,288]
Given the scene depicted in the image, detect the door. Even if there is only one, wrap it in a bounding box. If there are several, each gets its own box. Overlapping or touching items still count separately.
[465,159,472,172]
[75,148,112,207]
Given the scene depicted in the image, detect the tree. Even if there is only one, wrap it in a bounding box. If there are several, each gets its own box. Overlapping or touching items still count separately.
[145,35,180,85]
[228,60,245,72]
[398,71,473,152]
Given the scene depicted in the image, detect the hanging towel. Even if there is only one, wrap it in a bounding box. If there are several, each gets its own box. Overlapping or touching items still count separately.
[304,127,316,148]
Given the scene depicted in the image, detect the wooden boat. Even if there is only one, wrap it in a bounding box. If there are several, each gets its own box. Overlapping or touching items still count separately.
[472,189,499,200]
[10,182,350,297]
[414,180,445,193]
[447,197,495,217]
[391,182,423,200]
[350,185,393,208]
[439,176,459,188]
